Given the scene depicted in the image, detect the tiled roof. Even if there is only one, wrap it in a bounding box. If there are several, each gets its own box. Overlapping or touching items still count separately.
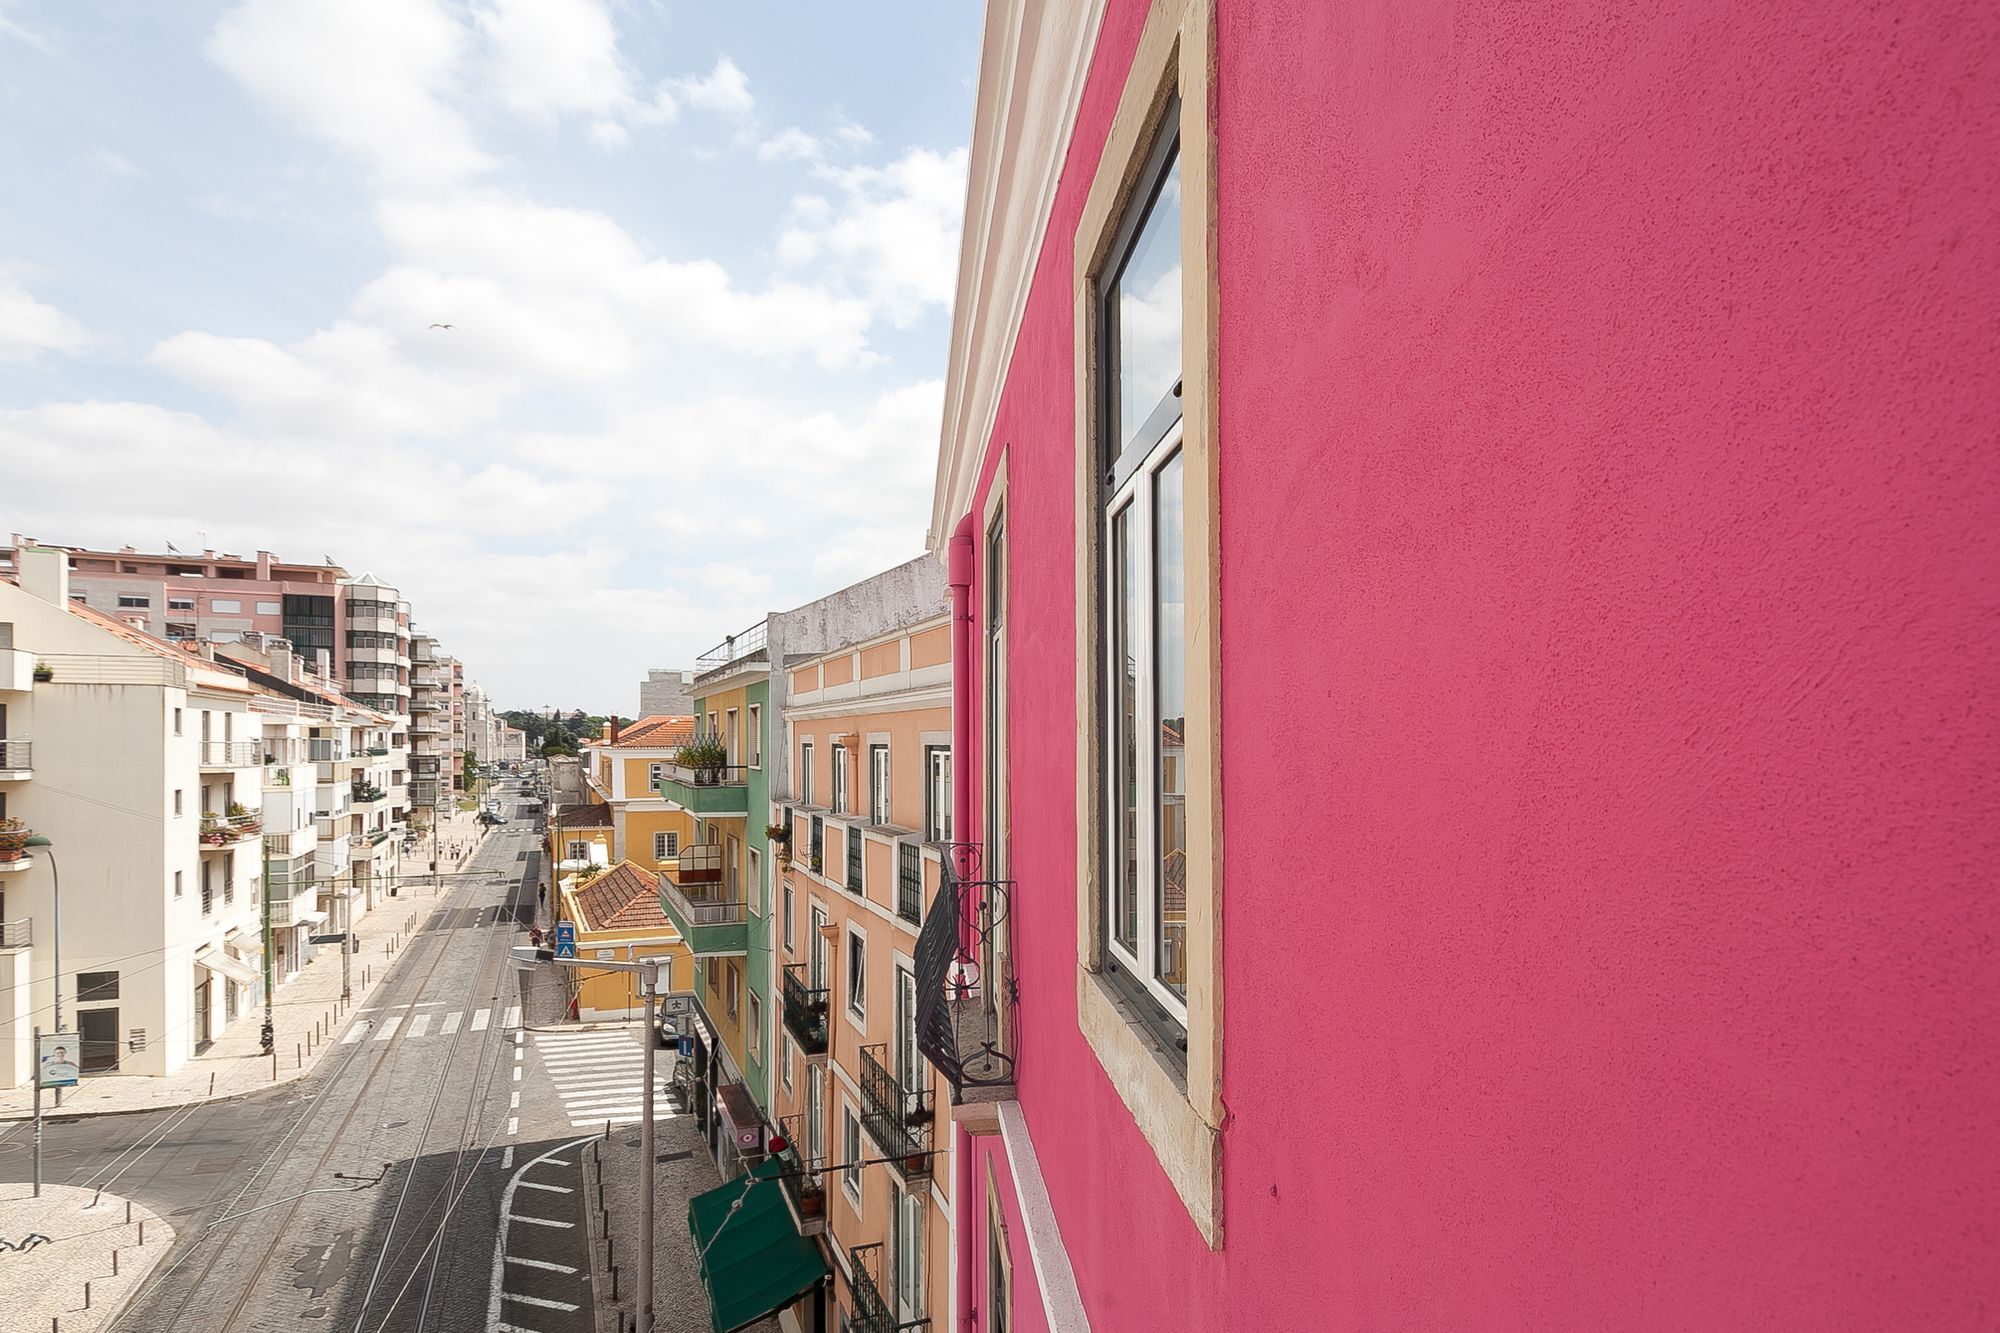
[554,802,614,829]
[609,715,695,749]
[569,861,676,933]
[1162,846,1187,915]
[67,601,254,693]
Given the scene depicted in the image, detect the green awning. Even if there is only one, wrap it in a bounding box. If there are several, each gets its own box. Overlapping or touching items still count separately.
[688,1155,829,1333]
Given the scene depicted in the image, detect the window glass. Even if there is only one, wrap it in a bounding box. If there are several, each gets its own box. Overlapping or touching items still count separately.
[1112,504,1139,956]
[1111,145,1183,463]
[211,599,241,613]
[1153,451,1187,999]
[847,931,866,1016]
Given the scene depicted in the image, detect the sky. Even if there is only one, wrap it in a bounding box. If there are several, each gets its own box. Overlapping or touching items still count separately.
[0,0,981,715]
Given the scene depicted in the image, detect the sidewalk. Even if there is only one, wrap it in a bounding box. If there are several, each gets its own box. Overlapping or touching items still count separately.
[0,821,495,1121]
[0,1183,173,1333]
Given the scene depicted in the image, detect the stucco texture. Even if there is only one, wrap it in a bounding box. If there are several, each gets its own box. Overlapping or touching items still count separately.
[963,0,2000,1329]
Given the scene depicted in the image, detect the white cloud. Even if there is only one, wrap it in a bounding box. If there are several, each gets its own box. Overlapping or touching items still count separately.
[0,0,48,50]
[778,147,967,325]
[673,55,754,120]
[0,274,88,360]
[758,127,820,163]
[472,0,629,121]
[208,0,494,185]
[588,119,630,149]
[833,120,875,149]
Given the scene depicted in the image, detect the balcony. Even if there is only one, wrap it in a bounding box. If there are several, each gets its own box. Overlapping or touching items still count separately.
[775,1113,826,1237]
[199,740,262,769]
[347,643,400,666]
[781,964,829,1060]
[199,813,262,848]
[846,825,863,893]
[846,1243,923,1333]
[0,823,32,873]
[914,846,1016,1135]
[654,754,750,817]
[0,739,31,780]
[655,845,747,955]
[0,647,36,692]
[307,741,347,764]
[858,1043,935,1184]
[0,918,29,948]
[350,783,388,809]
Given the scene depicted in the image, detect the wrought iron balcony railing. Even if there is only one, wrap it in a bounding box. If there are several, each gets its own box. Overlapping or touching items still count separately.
[913,843,1016,1100]
[781,963,829,1057]
[775,1113,826,1236]
[199,740,262,768]
[858,1043,934,1183]
[846,824,863,893]
[897,843,922,923]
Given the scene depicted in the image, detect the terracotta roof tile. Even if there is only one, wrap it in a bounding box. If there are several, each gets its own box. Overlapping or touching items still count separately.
[554,802,614,829]
[570,861,676,933]
[609,715,695,749]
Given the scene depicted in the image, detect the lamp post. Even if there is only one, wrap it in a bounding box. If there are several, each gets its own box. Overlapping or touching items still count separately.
[23,836,61,1107]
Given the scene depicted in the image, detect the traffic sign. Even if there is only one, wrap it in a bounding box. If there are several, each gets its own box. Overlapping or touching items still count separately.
[553,920,577,958]
[676,1035,693,1058]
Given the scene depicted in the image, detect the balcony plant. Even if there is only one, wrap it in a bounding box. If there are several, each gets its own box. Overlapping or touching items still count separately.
[764,822,791,844]
[0,817,29,858]
[31,663,53,683]
[674,737,729,785]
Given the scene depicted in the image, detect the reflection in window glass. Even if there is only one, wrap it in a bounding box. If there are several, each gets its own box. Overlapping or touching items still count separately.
[1112,148,1182,462]
[1114,504,1139,956]
[1153,451,1186,999]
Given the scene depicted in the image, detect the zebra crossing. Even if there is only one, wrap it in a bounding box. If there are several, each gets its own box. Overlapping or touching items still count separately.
[532,1027,677,1130]
[339,1002,523,1044]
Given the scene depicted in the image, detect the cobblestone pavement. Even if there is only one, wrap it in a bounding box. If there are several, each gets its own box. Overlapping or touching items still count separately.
[0,795,567,1333]
[0,1183,172,1333]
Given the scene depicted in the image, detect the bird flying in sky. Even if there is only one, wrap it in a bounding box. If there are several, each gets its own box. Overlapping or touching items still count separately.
[428,323,455,330]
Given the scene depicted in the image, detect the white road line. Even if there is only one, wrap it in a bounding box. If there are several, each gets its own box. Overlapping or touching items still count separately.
[341,1022,369,1045]
[406,1013,432,1039]
[505,1213,573,1229]
[502,1146,514,1169]
[488,1134,595,1333]
[513,1067,521,1082]
[545,1157,571,1166]
[515,1180,572,1194]
[503,1005,522,1028]
[441,1011,461,1036]
[507,1116,518,1136]
[374,1015,403,1042]
[505,1255,578,1273]
[510,1091,520,1109]
[503,1292,580,1312]
[514,1030,524,1046]
[471,1008,490,1031]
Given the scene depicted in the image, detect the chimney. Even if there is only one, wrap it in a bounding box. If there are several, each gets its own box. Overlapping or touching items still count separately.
[256,550,273,579]
[608,719,621,744]
[270,639,294,682]
[316,648,332,679]
[16,545,70,604]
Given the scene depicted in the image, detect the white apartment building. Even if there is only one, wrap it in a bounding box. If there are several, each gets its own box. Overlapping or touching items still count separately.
[0,549,271,1084]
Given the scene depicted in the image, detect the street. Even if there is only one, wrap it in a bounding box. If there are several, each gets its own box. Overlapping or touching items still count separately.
[0,796,599,1333]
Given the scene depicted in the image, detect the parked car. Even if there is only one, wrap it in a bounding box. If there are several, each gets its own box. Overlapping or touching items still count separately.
[477,811,507,827]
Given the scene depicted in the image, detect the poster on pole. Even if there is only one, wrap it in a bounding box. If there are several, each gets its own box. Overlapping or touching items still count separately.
[38,1032,80,1088]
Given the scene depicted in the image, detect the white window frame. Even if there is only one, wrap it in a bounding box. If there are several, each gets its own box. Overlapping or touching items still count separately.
[748,704,761,767]
[845,923,867,1021]
[925,747,951,842]
[799,742,814,804]
[747,992,762,1065]
[831,745,848,814]
[783,882,795,955]
[781,1033,795,1092]
[841,1103,863,1205]
[653,830,679,861]
[807,1063,825,1162]
[748,846,762,916]
[870,744,891,825]
[649,761,665,787]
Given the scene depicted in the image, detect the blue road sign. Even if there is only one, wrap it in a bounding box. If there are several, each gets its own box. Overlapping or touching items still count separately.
[677,1035,693,1058]
[554,920,577,959]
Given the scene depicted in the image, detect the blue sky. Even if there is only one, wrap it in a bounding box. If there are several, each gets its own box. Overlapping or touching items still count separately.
[0,0,981,713]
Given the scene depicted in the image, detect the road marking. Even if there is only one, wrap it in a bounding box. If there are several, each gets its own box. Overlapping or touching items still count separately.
[516,1180,571,1194]
[514,1030,524,1046]
[505,1213,572,1229]
[406,1013,432,1039]
[545,1157,571,1166]
[502,1146,514,1169]
[510,1091,520,1109]
[514,1047,523,1061]
[374,1015,403,1041]
[503,1005,522,1028]
[503,1291,580,1312]
[513,1066,521,1082]
[342,1022,369,1045]
[505,1255,577,1273]
[441,1011,461,1036]
[471,1008,490,1031]
[486,1136,596,1333]
[507,1116,518,1136]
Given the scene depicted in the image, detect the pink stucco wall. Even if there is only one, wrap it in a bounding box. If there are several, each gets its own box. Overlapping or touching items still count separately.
[956,0,1998,1328]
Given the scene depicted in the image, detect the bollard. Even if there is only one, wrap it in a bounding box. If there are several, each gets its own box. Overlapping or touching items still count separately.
[297,1043,302,1069]
[607,1235,614,1268]
[609,1265,618,1301]
[112,1249,119,1276]
[138,1220,145,1246]
[208,1072,216,1097]
[272,1051,278,1080]
[83,1283,90,1311]
[125,1200,132,1224]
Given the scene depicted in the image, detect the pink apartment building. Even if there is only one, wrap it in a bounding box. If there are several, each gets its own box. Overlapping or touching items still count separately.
[923,2,1998,1330]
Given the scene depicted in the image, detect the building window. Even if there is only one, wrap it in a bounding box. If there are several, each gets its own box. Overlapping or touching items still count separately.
[783,882,795,954]
[894,1185,926,1321]
[748,704,761,767]
[77,971,120,1001]
[831,745,848,814]
[799,742,813,804]
[1099,103,1188,1025]
[988,1180,1014,1333]
[781,1033,795,1092]
[842,1103,863,1204]
[748,846,762,915]
[174,789,184,817]
[201,863,213,915]
[748,992,762,1065]
[726,962,740,1020]
[256,600,282,614]
[845,928,866,1020]
[725,708,738,765]
[174,870,183,898]
[649,762,665,787]
[925,747,951,842]
[116,594,150,608]
[168,597,194,612]
[566,840,589,860]
[807,1063,826,1162]
[653,831,678,861]
[211,599,241,613]
[870,744,890,825]
[174,708,183,737]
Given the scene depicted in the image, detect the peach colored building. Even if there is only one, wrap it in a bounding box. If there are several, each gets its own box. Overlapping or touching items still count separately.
[769,613,953,1333]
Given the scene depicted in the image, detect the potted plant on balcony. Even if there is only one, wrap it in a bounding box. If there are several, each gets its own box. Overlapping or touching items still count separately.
[0,817,29,859]
[200,815,229,846]
[31,663,52,683]
[764,822,790,845]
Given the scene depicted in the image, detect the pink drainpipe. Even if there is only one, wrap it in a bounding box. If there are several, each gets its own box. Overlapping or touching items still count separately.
[947,514,977,1332]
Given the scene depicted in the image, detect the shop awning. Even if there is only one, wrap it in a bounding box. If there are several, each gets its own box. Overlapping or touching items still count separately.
[297,910,330,927]
[687,1156,829,1333]
[199,950,259,986]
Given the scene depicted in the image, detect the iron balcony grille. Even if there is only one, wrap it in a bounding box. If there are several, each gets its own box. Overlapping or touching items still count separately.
[897,844,922,923]
[0,919,30,948]
[847,1243,897,1333]
[199,741,262,767]
[694,620,768,673]
[0,739,31,769]
[857,1043,934,1183]
[776,1112,827,1234]
[913,843,1017,1099]
[809,816,824,873]
[847,827,863,893]
[781,963,829,1056]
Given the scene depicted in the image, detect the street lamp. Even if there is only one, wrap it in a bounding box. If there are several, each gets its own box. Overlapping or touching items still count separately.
[23,836,61,1107]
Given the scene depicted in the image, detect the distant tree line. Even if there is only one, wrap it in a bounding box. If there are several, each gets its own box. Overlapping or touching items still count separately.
[501,709,629,758]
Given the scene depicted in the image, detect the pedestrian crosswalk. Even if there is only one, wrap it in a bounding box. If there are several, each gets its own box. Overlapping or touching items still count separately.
[533,1027,676,1130]
[339,1004,510,1045]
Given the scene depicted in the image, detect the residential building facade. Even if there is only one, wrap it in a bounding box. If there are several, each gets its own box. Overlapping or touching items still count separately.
[638,667,695,720]
[922,1,1999,1329]
[582,715,697,875]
